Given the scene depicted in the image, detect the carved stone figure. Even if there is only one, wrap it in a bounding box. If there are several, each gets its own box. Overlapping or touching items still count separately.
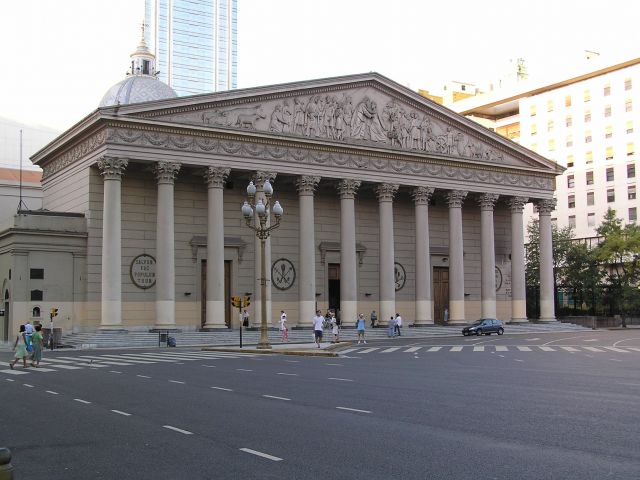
[351,97,387,143]
[236,108,266,129]
[293,98,306,135]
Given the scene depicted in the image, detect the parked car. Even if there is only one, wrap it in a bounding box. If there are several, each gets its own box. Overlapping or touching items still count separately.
[462,319,504,336]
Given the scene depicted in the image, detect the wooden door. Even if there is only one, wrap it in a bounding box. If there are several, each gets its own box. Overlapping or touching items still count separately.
[433,267,449,324]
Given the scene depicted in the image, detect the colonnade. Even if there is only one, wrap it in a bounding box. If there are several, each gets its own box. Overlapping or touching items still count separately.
[96,157,556,329]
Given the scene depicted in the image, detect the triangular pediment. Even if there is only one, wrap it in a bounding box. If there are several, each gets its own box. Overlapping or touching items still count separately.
[109,73,560,173]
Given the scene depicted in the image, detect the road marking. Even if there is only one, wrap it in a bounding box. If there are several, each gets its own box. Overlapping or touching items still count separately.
[23,383,34,388]
[381,347,401,353]
[627,347,640,352]
[405,347,422,353]
[514,359,524,362]
[239,448,282,462]
[118,355,178,363]
[584,347,605,352]
[338,348,358,354]
[111,410,132,416]
[498,355,505,358]
[79,356,134,366]
[526,338,540,341]
[538,346,555,352]
[358,348,379,353]
[1,369,29,375]
[163,425,193,435]
[276,373,298,376]
[284,360,299,363]
[561,347,580,352]
[473,346,485,352]
[45,390,58,395]
[427,347,442,352]
[74,398,91,404]
[169,380,185,384]
[584,339,599,342]
[137,375,151,378]
[336,406,371,414]
[262,395,291,401]
[202,365,217,368]
[604,347,629,353]
[325,363,343,366]
[619,382,640,386]
[237,368,253,372]
[98,355,155,364]
[109,370,122,374]
[5,378,15,382]
[517,346,532,351]
[495,346,508,352]
[211,387,233,392]
[42,364,83,370]
[328,377,353,382]
[29,367,57,373]
[610,358,623,362]
[450,346,463,352]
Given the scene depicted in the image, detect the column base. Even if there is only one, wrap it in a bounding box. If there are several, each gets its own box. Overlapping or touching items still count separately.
[537,318,558,323]
[149,328,182,333]
[507,318,529,324]
[200,327,229,331]
[410,322,435,327]
[97,327,128,333]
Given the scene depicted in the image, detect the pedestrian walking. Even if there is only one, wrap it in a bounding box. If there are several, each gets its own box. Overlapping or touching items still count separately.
[24,320,33,351]
[280,310,288,342]
[356,313,366,344]
[370,310,377,328]
[388,316,396,338]
[313,310,325,348]
[242,309,250,327]
[331,312,340,343]
[443,308,449,324]
[30,324,44,367]
[9,325,29,370]
[394,313,403,336]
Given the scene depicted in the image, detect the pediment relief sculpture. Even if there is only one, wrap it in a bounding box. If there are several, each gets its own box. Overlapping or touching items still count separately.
[152,88,516,166]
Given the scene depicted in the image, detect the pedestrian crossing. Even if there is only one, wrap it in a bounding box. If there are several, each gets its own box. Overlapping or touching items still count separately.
[338,345,640,355]
[1,350,255,376]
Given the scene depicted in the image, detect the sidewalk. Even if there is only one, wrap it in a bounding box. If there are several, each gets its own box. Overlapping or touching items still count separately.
[202,341,345,357]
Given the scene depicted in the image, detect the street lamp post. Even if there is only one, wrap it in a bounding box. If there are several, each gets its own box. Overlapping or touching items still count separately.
[242,179,283,349]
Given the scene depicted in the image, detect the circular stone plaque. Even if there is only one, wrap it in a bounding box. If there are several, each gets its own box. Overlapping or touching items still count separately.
[271,258,296,291]
[130,254,156,289]
[394,262,406,291]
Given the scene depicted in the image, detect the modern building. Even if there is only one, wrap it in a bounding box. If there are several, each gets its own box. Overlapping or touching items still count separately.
[0,39,563,341]
[144,0,238,95]
[441,57,640,239]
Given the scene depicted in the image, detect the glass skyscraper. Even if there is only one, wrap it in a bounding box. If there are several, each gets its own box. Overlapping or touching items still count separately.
[145,0,238,96]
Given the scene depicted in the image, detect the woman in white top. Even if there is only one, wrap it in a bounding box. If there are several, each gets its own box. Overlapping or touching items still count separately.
[331,313,340,343]
[279,311,288,342]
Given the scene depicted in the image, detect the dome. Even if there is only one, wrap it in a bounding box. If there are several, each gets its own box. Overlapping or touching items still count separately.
[99,76,177,107]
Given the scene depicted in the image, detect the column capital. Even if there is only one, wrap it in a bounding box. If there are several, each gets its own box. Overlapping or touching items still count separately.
[337,179,361,199]
[296,176,321,195]
[509,196,529,213]
[446,190,468,208]
[205,166,231,188]
[253,171,277,188]
[154,162,181,184]
[478,193,499,211]
[97,156,128,180]
[375,183,399,202]
[412,186,434,205]
[535,198,556,215]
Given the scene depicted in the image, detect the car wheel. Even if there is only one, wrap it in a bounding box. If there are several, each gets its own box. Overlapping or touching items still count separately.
[497,328,504,335]
[462,332,467,336]
[476,329,482,336]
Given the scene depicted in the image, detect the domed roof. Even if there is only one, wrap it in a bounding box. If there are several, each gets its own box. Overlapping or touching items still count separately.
[98,23,177,107]
[99,76,177,107]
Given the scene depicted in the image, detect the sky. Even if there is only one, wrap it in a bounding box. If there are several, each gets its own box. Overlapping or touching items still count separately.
[0,0,639,140]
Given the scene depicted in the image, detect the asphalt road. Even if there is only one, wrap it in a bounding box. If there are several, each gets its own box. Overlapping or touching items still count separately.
[2,330,640,479]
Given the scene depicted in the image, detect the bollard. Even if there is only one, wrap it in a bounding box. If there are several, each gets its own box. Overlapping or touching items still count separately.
[0,447,14,480]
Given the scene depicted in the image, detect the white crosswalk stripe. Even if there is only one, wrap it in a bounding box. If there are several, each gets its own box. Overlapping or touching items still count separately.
[560,347,580,352]
[603,347,629,353]
[473,346,485,352]
[517,346,532,352]
[584,347,606,352]
[381,347,401,353]
[337,345,640,355]
[538,346,556,352]
[450,346,463,352]
[427,347,442,352]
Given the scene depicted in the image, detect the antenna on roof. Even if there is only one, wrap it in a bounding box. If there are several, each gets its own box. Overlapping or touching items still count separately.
[17,129,29,213]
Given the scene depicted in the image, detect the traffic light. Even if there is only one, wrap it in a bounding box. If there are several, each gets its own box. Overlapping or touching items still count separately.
[231,296,241,308]
[243,296,251,307]
[50,307,59,318]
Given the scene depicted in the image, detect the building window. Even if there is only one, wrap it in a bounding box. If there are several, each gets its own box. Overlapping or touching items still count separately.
[547,100,554,112]
[627,121,634,134]
[568,195,575,208]
[30,289,43,301]
[630,207,637,222]
[586,171,594,185]
[588,213,596,227]
[625,78,632,91]
[531,124,537,136]
[604,84,611,96]
[607,189,615,202]
[606,146,614,160]
[32,306,41,318]
[547,120,554,132]
[626,99,633,112]
[548,139,556,151]
[30,268,44,280]
[586,151,593,164]
[605,125,613,139]
[629,185,637,200]
[587,191,595,205]
[628,143,635,157]
[567,175,575,188]
[565,95,572,107]
[565,116,572,127]
[584,110,591,123]
[566,135,573,147]
[530,105,537,117]
[585,131,592,143]
[584,90,591,102]
[567,155,574,167]
[568,215,576,228]
[604,105,612,117]
[628,163,636,178]
[606,167,615,182]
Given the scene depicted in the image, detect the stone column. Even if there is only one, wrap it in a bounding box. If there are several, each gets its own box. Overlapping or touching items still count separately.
[337,179,361,325]
[376,183,399,324]
[537,199,557,322]
[509,197,528,323]
[479,193,499,319]
[296,176,320,327]
[413,186,434,325]
[203,167,230,330]
[153,162,181,330]
[252,172,277,327]
[447,190,468,324]
[97,156,128,330]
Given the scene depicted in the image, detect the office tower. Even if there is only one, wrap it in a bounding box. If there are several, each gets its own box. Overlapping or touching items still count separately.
[145,0,238,96]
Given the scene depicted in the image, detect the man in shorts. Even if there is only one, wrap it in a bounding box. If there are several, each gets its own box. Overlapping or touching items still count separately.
[313,310,325,348]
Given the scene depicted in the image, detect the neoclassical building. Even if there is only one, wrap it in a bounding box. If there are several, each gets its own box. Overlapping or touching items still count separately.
[0,42,563,340]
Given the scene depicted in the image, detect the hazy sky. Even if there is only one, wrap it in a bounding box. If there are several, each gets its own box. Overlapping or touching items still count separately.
[1,0,638,134]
